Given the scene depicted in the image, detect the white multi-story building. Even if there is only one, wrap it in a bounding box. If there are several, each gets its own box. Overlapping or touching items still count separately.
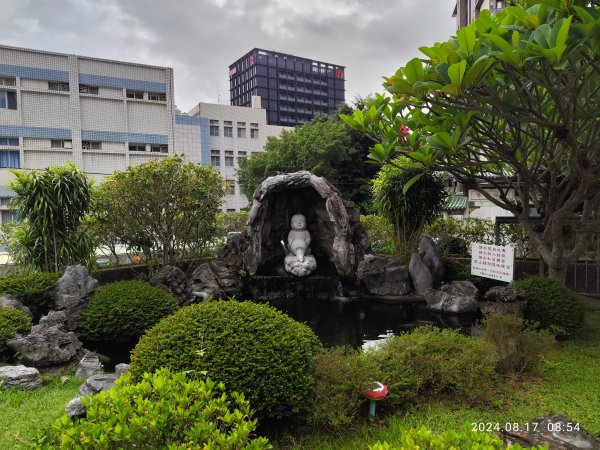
[186,97,290,211]
[453,0,506,28]
[0,44,176,219]
[0,44,290,219]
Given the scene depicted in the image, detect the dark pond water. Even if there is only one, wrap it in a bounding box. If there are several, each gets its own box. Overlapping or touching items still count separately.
[277,297,479,349]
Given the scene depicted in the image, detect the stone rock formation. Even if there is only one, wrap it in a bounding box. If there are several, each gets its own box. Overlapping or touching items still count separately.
[357,255,411,296]
[409,235,445,295]
[480,286,528,318]
[75,352,104,378]
[499,414,600,449]
[424,281,479,314]
[0,365,42,390]
[409,253,434,295]
[150,265,194,305]
[55,265,99,331]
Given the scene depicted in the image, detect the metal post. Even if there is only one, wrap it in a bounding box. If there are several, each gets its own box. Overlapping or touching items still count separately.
[368,399,376,423]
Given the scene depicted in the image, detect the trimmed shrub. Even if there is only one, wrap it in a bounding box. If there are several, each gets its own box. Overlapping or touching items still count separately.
[129,300,321,420]
[511,276,585,333]
[478,315,555,375]
[309,346,383,430]
[369,426,538,450]
[373,326,497,406]
[40,368,270,449]
[0,272,57,321]
[80,280,178,343]
[0,306,31,351]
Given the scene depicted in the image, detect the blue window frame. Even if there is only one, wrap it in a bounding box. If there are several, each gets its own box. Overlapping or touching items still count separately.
[0,151,20,168]
[0,91,6,109]
[0,137,19,146]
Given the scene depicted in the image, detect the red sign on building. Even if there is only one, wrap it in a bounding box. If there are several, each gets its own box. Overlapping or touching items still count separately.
[335,68,344,79]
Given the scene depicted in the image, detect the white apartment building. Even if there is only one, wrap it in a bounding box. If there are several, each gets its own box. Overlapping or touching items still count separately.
[186,97,290,211]
[0,44,176,219]
[453,0,506,28]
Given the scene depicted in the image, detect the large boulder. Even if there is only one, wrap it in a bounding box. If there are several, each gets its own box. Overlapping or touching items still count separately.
[7,323,83,367]
[357,255,411,296]
[66,373,120,417]
[424,281,479,314]
[192,260,242,298]
[75,352,104,378]
[409,253,433,295]
[480,286,527,318]
[500,414,600,449]
[0,365,42,390]
[55,265,99,331]
[418,235,445,287]
[0,294,32,319]
[149,265,194,305]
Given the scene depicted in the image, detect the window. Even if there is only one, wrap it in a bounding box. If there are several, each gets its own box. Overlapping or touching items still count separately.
[225,180,235,195]
[51,140,72,149]
[250,128,259,139]
[1,210,18,223]
[237,150,247,164]
[79,85,99,94]
[48,82,69,92]
[0,151,20,168]
[129,143,146,152]
[225,150,234,167]
[495,0,504,7]
[224,126,233,137]
[0,77,16,87]
[227,208,236,212]
[0,137,18,147]
[0,91,17,110]
[151,145,168,153]
[211,150,220,166]
[126,90,144,99]
[237,122,246,138]
[209,120,219,136]
[0,197,11,206]
[148,92,166,101]
[82,141,102,150]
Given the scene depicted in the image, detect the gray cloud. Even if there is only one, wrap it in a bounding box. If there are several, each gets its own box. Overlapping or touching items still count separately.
[0,0,456,111]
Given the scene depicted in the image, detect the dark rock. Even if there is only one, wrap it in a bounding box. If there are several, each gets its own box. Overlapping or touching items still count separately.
[38,310,68,328]
[480,301,527,318]
[75,352,103,378]
[149,265,193,305]
[500,414,600,449]
[0,365,42,389]
[423,281,479,314]
[78,374,118,397]
[7,324,83,367]
[65,397,86,417]
[0,294,32,318]
[55,265,99,331]
[115,363,129,378]
[418,235,444,287]
[409,253,433,295]
[192,260,242,298]
[357,255,411,296]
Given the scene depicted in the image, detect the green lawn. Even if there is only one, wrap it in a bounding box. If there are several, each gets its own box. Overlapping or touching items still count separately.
[0,375,82,450]
[276,311,600,449]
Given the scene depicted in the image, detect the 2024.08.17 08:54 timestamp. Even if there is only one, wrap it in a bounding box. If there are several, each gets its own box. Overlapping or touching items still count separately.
[472,422,581,433]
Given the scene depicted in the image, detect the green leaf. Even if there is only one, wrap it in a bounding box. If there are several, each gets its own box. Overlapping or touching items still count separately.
[448,60,467,89]
[402,173,425,195]
[404,58,425,84]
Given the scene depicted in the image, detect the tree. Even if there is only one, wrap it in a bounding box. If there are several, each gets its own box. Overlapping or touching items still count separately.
[8,163,94,272]
[373,159,446,262]
[342,1,600,281]
[238,105,378,212]
[89,156,224,271]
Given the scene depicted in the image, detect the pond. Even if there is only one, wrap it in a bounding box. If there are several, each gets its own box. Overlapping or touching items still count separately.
[276,297,479,349]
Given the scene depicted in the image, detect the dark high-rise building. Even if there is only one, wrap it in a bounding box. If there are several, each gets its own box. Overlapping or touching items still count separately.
[229,48,345,126]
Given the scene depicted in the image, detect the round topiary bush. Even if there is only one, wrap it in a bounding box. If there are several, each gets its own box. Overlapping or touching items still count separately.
[0,306,32,351]
[0,272,58,321]
[80,280,178,343]
[129,300,322,420]
[511,276,585,333]
[40,368,270,449]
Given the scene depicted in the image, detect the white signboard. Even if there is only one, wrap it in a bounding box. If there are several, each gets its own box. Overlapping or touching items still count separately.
[471,243,514,282]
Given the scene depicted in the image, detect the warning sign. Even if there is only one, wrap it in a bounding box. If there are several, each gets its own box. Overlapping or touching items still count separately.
[471,243,514,282]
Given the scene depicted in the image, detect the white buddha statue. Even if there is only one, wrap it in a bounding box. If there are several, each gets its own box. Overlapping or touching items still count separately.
[284,214,317,276]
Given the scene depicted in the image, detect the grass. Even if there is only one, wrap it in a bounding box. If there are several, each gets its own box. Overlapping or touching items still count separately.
[275,311,600,449]
[0,375,82,450]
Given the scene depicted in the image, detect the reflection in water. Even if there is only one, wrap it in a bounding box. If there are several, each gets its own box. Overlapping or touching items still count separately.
[276,298,479,349]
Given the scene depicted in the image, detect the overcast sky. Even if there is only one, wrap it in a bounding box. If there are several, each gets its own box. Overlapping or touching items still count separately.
[0,0,457,112]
